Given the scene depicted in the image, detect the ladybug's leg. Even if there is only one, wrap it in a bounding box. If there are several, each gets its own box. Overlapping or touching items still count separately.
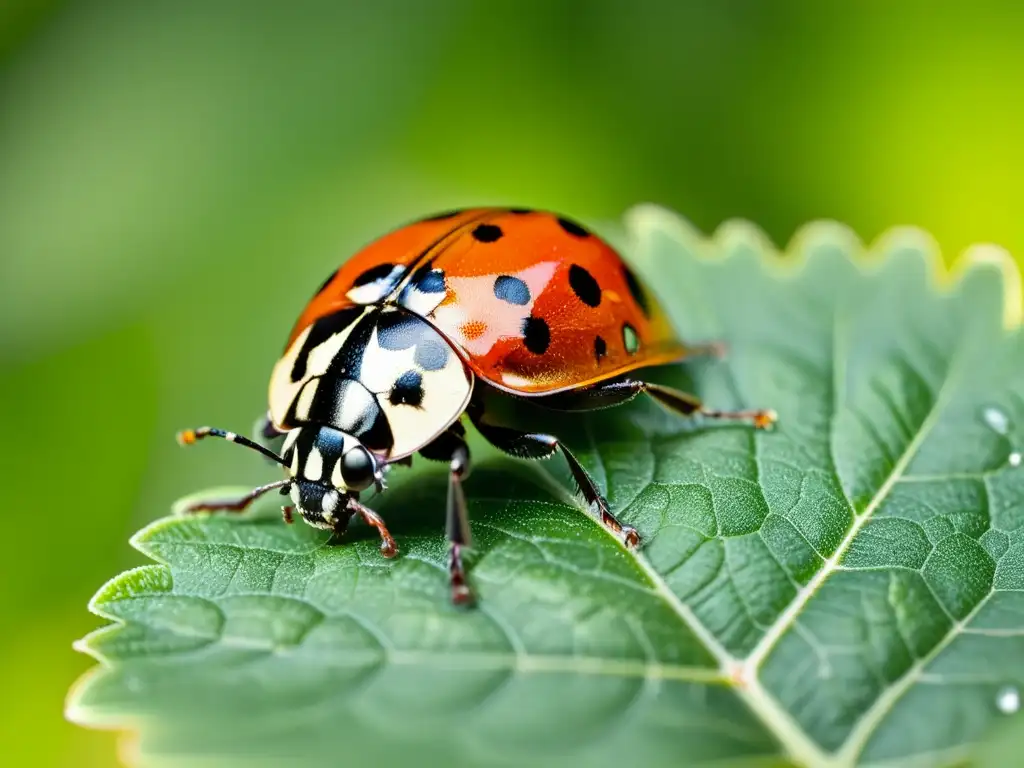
[470,418,640,550]
[536,380,777,429]
[177,478,291,515]
[346,497,397,558]
[641,382,777,428]
[446,442,473,605]
[419,425,474,605]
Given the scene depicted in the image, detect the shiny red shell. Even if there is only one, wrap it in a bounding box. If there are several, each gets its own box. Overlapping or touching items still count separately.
[287,208,688,395]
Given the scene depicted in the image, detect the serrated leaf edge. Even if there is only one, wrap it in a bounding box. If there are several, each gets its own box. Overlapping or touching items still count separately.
[627,203,1022,330]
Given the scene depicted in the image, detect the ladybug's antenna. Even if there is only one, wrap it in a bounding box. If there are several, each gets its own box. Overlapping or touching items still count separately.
[176,426,290,469]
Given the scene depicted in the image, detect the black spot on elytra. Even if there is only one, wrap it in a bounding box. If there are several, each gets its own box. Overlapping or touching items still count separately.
[493,275,531,306]
[568,264,601,307]
[557,217,589,238]
[472,224,503,243]
[623,265,650,316]
[594,336,607,362]
[509,208,532,214]
[415,337,450,371]
[411,264,446,293]
[352,263,395,286]
[522,316,550,355]
[422,209,463,221]
[290,306,364,382]
[389,370,424,407]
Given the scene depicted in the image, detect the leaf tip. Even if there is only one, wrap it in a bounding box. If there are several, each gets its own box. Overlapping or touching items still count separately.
[128,513,190,561]
[70,625,118,666]
[88,564,173,617]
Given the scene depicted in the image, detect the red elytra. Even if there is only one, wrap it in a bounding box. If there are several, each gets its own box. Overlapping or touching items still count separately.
[294,207,686,394]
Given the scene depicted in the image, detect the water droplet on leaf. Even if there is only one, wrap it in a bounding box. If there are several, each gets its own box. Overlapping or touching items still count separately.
[1010,452,1022,467]
[996,685,1020,714]
[983,407,1011,435]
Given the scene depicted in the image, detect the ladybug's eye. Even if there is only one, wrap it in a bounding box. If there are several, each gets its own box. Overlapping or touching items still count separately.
[340,446,375,491]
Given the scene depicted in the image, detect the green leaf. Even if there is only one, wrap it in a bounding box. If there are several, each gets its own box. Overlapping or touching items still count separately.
[67,205,1024,768]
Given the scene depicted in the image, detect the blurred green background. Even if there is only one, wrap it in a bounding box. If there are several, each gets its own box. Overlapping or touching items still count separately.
[2,1,1023,765]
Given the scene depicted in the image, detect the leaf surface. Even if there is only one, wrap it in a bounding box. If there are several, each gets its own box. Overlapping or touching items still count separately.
[68,206,1024,767]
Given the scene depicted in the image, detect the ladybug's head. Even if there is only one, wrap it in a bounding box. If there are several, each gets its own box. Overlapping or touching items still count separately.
[174,423,387,530]
[282,425,383,526]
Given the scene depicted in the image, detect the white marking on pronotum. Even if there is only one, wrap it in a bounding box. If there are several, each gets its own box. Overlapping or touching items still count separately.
[358,323,421,394]
[369,323,473,457]
[335,381,378,434]
[304,445,324,481]
[294,379,319,421]
[281,428,300,456]
[267,309,366,426]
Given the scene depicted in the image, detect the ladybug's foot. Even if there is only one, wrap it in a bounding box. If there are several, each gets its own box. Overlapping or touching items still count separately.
[700,407,778,430]
[555,442,641,549]
[449,543,474,606]
[434,437,476,605]
[594,500,642,549]
[349,498,398,559]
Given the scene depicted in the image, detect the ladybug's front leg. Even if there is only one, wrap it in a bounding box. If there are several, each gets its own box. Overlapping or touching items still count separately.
[346,497,398,558]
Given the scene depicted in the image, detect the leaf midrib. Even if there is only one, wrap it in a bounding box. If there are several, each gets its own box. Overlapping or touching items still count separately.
[558,311,970,766]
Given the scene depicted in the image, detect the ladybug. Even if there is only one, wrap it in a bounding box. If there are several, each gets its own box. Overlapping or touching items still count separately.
[177,208,776,604]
